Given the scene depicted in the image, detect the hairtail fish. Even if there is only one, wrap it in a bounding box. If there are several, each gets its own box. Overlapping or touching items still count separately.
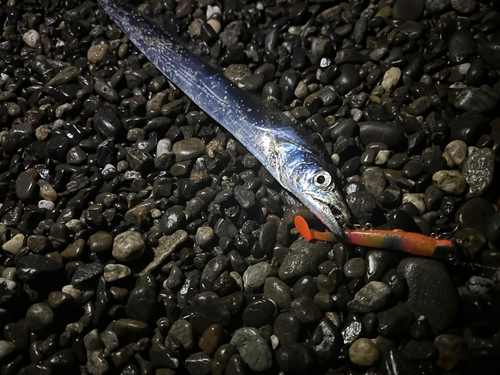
[97,0,353,239]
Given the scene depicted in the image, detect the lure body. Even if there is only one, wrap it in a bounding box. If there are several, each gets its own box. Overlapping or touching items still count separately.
[98,0,352,238]
[294,216,456,259]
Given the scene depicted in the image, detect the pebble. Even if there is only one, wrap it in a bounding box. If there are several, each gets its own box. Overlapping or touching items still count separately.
[103,264,131,282]
[349,338,380,367]
[0,340,15,362]
[87,44,108,63]
[2,233,24,254]
[26,302,54,332]
[184,352,212,375]
[275,343,315,373]
[263,277,293,310]
[454,87,498,114]
[377,302,415,336]
[94,106,122,139]
[23,29,39,47]
[398,258,459,335]
[362,167,386,197]
[462,148,494,198]
[344,258,365,279]
[0,278,18,304]
[242,299,276,327]
[230,328,272,371]
[451,0,476,13]
[278,240,328,281]
[347,281,392,313]
[290,296,322,324]
[114,319,150,343]
[310,318,342,362]
[359,122,404,148]
[89,231,113,253]
[16,254,64,289]
[242,262,271,290]
[455,197,495,232]
[191,292,231,326]
[444,140,467,166]
[432,170,467,195]
[172,138,206,162]
[71,263,104,289]
[434,334,462,370]
[382,67,401,92]
[16,170,37,201]
[41,183,58,201]
[112,231,146,262]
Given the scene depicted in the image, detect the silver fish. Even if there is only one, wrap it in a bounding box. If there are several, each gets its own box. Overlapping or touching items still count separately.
[98,0,352,238]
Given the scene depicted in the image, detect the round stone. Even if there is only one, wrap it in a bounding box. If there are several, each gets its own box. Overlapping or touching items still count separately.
[41,183,58,201]
[112,231,146,262]
[432,170,467,195]
[172,138,205,162]
[87,44,108,63]
[104,264,131,282]
[23,29,40,47]
[26,302,54,332]
[88,231,113,253]
[349,338,380,367]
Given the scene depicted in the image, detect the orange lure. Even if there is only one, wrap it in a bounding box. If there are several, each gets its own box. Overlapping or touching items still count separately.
[294,216,456,259]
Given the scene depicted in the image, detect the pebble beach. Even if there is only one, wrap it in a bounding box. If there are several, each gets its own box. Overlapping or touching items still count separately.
[0,0,500,374]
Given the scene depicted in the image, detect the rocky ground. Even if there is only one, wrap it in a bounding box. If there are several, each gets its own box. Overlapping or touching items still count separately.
[1,0,500,374]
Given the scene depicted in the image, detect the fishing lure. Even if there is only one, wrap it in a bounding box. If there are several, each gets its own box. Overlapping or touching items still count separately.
[98,0,352,239]
[294,215,457,260]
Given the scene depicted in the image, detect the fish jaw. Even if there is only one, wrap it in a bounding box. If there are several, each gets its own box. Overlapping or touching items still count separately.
[286,162,352,240]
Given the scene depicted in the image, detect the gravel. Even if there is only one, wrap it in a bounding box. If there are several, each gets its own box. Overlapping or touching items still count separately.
[0,0,499,374]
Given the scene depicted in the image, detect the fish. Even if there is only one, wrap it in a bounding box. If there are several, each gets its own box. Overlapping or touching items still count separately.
[97,0,353,239]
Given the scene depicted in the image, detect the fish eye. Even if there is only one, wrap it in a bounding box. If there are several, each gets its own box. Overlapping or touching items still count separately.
[313,171,332,189]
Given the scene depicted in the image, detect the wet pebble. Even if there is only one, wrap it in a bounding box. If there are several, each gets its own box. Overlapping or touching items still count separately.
[347,281,391,313]
[112,231,146,262]
[432,170,467,195]
[462,148,494,198]
[230,327,272,371]
[349,338,380,367]
[398,258,459,335]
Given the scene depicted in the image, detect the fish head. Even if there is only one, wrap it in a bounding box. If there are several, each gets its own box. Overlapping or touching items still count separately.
[291,163,352,239]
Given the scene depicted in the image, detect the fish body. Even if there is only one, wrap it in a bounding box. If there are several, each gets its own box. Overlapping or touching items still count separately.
[98,0,352,238]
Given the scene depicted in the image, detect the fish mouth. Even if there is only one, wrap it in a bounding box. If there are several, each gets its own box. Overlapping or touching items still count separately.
[308,196,352,240]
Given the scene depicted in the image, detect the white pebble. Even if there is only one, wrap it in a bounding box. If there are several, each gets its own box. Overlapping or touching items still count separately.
[0,340,16,362]
[457,63,471,75]
[2,234,25,254]
[256,2,264,10]
[351,108,363,121]
[2,267,17,281]
[444,140,467,166]
[375,150,390,165]
[103,164,116,174]
[38,200,55,210]
[331,153,340,166]
[23,29,40,48]
[402,193,426,215]
[320,57,331,68]
[382,67,401,92]
[270,335,279,350]
[62,285,95,304]
[432,170,467,195]
[206,5,221,19]
[150,208,162,219]
[157,138,172,157]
